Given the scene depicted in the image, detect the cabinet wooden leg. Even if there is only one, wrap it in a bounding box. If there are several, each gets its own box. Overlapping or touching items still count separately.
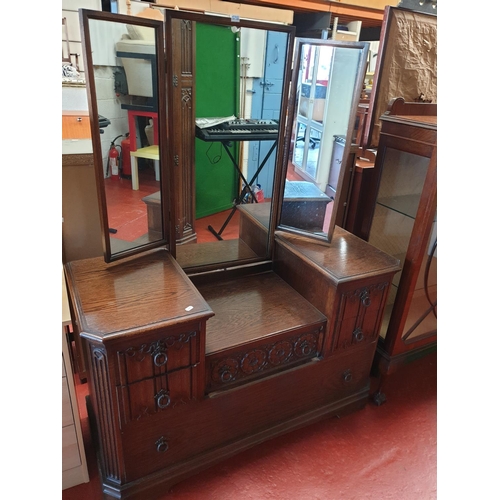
[371,370,387,406]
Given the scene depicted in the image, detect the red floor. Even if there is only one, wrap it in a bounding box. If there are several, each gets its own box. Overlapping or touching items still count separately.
[63,351,436,500]
[104,160,328,244]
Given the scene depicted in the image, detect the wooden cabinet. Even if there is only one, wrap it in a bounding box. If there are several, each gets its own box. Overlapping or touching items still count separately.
[62,112,91,139]
[360,98,437,396]
[62,271,89,490]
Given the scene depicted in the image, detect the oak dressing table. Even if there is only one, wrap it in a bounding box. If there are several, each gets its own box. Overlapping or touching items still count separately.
[64,9,400,498]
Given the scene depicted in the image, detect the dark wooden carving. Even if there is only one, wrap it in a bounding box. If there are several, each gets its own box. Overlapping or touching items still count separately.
[88,343,122,482]
[170,18,196,245]
[207,328,323,391]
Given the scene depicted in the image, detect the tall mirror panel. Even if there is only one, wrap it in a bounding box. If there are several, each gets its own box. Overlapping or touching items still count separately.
[277,40,368,243]
[166,14,293,272]
[80,10,168,262]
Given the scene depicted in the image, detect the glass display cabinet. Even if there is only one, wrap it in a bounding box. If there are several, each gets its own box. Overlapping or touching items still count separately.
[360,98,437,403]
[63,8,400,499]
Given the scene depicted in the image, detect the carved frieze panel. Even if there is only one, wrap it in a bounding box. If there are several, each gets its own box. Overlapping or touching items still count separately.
[207,328,324,391]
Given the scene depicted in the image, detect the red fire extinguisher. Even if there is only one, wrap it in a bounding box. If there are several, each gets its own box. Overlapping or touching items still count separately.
[120,135,131,177]
[107,135,123,180]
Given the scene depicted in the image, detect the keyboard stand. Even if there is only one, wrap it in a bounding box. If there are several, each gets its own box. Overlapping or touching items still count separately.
[208,139,278,241]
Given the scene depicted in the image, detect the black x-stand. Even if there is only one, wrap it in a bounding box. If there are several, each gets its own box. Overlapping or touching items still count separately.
[208,140,278,240]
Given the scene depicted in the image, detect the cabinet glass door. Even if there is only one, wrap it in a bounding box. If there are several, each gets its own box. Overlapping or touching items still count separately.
[368,147,437,342]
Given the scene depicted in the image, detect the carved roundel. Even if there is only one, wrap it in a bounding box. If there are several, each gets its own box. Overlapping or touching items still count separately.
[269,341,293,366]
[294,334,318,357]
[241,349,266,374]
[212,358,239,383]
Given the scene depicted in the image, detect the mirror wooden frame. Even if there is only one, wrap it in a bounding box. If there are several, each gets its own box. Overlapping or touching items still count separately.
[275,38,369,245]
[163,10,296,269]
[80,9,170,263]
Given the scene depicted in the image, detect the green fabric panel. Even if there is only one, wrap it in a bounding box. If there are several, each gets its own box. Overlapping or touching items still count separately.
[195,23,239,219]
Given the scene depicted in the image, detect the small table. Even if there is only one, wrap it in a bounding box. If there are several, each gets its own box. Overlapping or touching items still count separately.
[130,145,159,190]
[127,109,158,151]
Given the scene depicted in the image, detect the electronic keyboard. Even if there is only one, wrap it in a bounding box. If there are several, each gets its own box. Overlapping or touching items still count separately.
[195,119,279,142]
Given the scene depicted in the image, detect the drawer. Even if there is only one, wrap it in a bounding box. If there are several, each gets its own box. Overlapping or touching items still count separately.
[336,283,388,320]
[116,365,199,427]
[333,308,383,351]
[62,114,91,139]
[206,321,326,392]
[62,377,74,428]
[62,425,81,472]
[115,329,200,386]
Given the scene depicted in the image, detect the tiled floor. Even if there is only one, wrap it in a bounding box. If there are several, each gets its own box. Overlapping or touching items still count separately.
[63,351,437,500]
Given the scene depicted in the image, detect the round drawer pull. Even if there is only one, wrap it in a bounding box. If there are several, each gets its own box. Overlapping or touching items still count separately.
[360,290,371,307]
[153,351,168,367]
[343,370,353,383]
[155,436,169,453]
[352,328,364,343]
[155,390,171,409]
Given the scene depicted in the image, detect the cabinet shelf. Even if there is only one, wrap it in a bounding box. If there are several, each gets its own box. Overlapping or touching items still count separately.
[377,194,421,220]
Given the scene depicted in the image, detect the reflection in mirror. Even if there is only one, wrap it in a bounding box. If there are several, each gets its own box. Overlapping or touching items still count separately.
[82,12,165,262]
[174,20,291,272]
[279,41,368,242]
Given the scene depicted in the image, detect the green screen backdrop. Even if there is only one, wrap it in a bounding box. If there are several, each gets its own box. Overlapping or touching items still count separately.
[195,24,240,219]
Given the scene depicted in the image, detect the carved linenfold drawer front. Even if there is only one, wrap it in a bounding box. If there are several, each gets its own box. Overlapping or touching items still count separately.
[206,323,326,392]
[333,282,390,351]
[115,329,201,427]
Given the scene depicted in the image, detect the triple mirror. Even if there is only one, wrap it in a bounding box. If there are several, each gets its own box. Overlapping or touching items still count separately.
[80,9,368,266]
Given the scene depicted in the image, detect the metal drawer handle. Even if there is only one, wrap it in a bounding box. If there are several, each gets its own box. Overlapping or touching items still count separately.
[156,436,169,453]
[360,290,371,307]
[155,389,171,409]
[153,351,168,367]
[352,328,364,343]
[343,370,353,383]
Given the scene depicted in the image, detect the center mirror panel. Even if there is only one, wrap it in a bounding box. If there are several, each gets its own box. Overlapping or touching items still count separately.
[165,13,294,272]
[80,10,168,263]
[276,39,369,243]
